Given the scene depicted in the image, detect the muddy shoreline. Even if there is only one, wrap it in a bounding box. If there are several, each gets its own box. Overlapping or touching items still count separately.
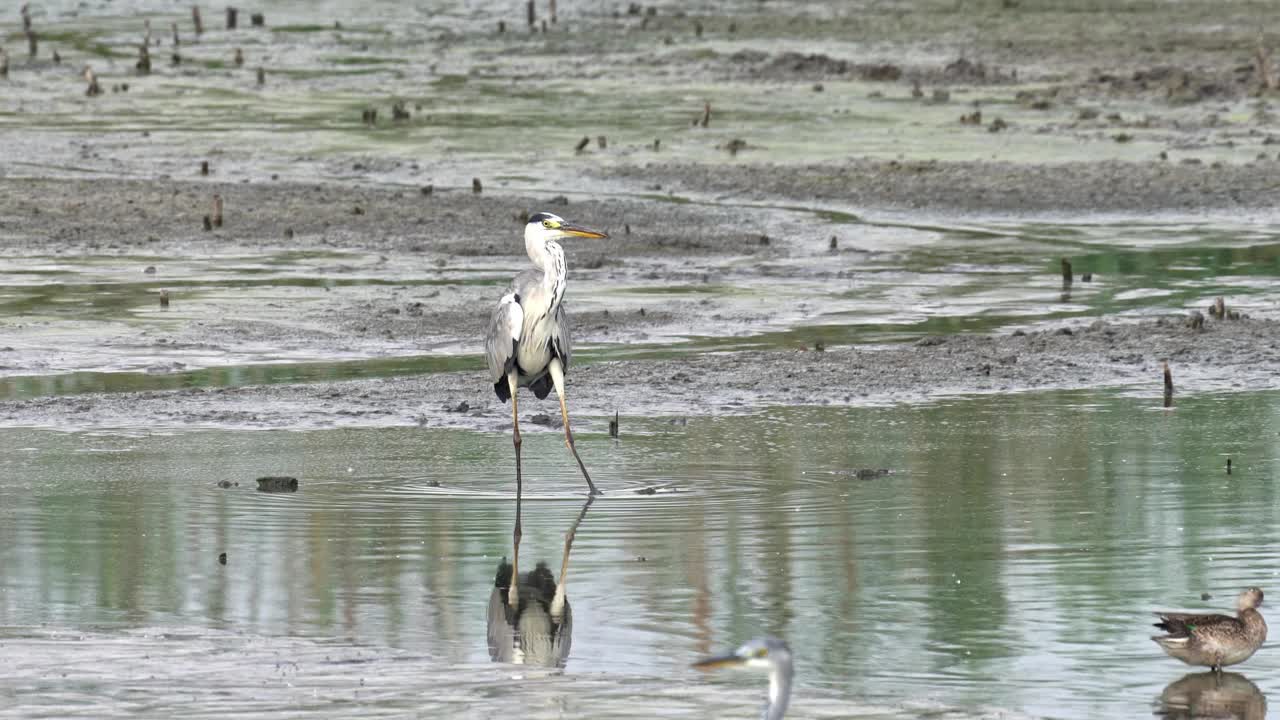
[4,313,1274,431]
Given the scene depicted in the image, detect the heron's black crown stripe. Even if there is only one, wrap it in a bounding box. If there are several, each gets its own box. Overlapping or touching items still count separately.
[528,211,557,223]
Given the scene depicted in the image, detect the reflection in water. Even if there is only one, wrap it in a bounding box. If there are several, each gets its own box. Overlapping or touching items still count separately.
[1158,672,1267,720]
[487,497,594,667]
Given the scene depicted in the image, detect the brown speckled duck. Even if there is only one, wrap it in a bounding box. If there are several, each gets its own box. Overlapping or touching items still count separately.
[1153,588,1267,671]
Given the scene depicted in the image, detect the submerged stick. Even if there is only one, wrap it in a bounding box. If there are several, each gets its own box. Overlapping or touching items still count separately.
[159,288,170,308]
[21,3,31,31]
[83,65,102,96]
[472,177,483,193]
[1257,43,1277,92]
[192,6,204,36]
[1227,457,1233,475]
[608,411,619,438]
[1162,361,1173,408]
[700,101,711,128]
[137,42,151,75]
[575,136,589,152]
[256,66,264,85]
[233,47,243,67]
[212,193,224,227]
[0,50,8,79]
[27,31,38,59]
[250,12,264,27]
[549,0,557,24]
[226,6,238,29]
[527,0,535,27]
[1060,257,1073,286]
[172,21,180,46]
[201,160,209,175]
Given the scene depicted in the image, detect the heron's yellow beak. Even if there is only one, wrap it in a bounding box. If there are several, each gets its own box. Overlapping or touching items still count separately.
[558,222,608,239]
[692,653,748,671]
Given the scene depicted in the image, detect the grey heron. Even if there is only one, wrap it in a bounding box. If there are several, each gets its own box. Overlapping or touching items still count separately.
[487,496,594,667]
[485,211,607,504]
[693,636,794,720]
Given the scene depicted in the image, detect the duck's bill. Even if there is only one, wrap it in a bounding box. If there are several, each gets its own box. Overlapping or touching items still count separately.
[692,654,746,671]
[560,223,608,239]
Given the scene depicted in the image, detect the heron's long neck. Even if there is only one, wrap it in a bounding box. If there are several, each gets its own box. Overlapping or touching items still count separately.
[764,662,793,720]
[527,236,567,308]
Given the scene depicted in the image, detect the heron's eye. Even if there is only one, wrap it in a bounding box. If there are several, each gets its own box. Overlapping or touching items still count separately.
[542,220,553,228]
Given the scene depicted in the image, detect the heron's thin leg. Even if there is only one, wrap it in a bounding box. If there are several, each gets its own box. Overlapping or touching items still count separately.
[508,371,523,607]
[550,496,593,621]
[548,358,600,495]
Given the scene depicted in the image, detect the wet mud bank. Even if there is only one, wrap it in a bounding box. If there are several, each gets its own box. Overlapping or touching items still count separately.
[4,315,1274,431]
[601,159,1280,214]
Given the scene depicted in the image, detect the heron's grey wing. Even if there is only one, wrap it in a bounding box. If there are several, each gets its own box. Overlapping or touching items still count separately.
[485,291,524,384]
[554,302,572,368]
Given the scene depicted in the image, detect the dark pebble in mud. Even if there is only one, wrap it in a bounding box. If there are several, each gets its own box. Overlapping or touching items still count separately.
[853,469,892,480]
[218,552,227,565]
[256,476,299,493]
[1201,592,1213,601]
[529,413,553,426]
[445,400,470,413]
[216,479,235,488]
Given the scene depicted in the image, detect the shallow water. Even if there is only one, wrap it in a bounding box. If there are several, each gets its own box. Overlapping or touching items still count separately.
[3,388,1279,717]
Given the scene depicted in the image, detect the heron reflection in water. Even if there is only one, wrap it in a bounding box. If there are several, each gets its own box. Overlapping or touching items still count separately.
[1159,671,1266,720]
[487,496,594,667]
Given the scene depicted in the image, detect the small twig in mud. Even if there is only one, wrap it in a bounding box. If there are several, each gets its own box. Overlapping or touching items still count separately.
[83,65,102,96]
[526,0,535,28]
[1257,43,1277,92]
[52,49,60,64]
[226,6,238,30]
[172,21,180,47]
[212,193,224,228]
[540,19,547,33]
[1227,457,1233,475]
[574,136,589,152]
[1186,310,1205,331]
[694,20,703,37]
[391,101,410,120]
[472,177,483,193]
[233,47,243,67]
[549,0,557,24]
[200,160,209,175]
[192,6,204,36]
[136,42,151,75]
[1060,257,1073,286]
[829,236,838,251]
[700,101,711,128]
[1162,361,1174,408]
[419,184,433,196]
[27,30,38,59]
[256,66,264,85]
[596,135,607,149]
[159,289,170,309]
[652,138,660,151]
[21,3,31,31]
[0,50,8,79]
[608,411,619,439]
[250,12,264,27]
[1210,296,1226,320]
[497,20,505,33]
[203,215,213,231]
